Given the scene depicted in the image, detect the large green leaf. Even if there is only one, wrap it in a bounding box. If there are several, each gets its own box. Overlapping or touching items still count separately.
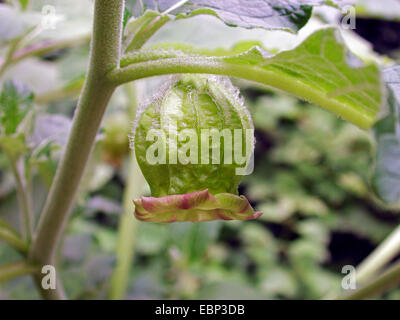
[119,28,383,129]
[134,0,351,32]
[223,28,382,129]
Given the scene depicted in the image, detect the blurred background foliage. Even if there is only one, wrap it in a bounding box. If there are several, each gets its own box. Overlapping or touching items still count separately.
[0,0,400,300]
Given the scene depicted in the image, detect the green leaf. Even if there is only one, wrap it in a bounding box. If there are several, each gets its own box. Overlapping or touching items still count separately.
[169,221,221,262]
[138,0,349,33]
[124,10,170,52]
[356,0,400,21]
[0,80,33,136]
[0,4,33,42]
[0,134,28,159]
[119,28,383,129]
[371,66,400,204]
[223,28,382,128]
[19,0,29,10]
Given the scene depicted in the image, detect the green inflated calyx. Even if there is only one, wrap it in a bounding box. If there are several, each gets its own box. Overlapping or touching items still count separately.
[133,74,262,222]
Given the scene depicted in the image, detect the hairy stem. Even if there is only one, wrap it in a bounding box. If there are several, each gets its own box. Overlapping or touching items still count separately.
[344,260,400,300]
[108,55,373,129]
[109,83,145,299]
[29,0,124,300]
[0,261,39,283]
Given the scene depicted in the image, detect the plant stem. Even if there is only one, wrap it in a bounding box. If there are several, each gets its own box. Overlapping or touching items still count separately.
[109,83,145,299]
[29,0,124,300]
[34,79,84,105]
[108,55,373,129]
[7,156,33,242]
[0,32,25,78]
[324,224,400,300]
[0,218,29,254]
[0,261,39,283]
[0,35,90,77]
[11,35,90,65]
[356,224,400,284]
[344,260,400,300]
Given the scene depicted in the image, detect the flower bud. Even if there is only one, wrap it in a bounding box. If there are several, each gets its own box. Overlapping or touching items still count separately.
[132,74,261,222]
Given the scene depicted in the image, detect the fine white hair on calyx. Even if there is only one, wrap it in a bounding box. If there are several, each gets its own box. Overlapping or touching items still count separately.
[129,74,254,149]
[129,75,178,150]
[207,74,254,130]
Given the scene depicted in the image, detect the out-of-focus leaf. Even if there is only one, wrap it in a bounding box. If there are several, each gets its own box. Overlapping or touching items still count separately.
[136,223,169,255]
[241,223,278,265]
[0,4,34,42]
[25,113,72,187]
[250,95,300,130]
[259,267,298,298]
[28,141,59,188]
[19,0,30,10]
[0,134,28,158]
[195,281,266,299]
[4,58,60,96]
[86,196,122,215]
[30,114,72,147]
[338,172,368,196]
[297,267,341,298]
[0,171,14,198]
[356,0,400,21]
[333,206,394,243]
[289,238,329,266]
[0,80,33,136]
[297,219,329,244]
[371,66,400,205]
[86,255,116,288]
[258,198,296,222]
[137,0,351,33]
[62,234,92,264]
[79,146,115,198]
[295,195,328,216]
[169,221,221,262]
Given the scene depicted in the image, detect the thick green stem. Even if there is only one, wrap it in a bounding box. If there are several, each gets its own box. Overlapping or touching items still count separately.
[0,261,39,283]
[107,56,373,129]
[29,0,124,300]
[108,83,145,299]
[0,218,29,254]
[344,260,400,300]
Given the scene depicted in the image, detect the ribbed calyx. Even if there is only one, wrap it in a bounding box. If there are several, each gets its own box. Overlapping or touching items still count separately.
[132,74,261,222]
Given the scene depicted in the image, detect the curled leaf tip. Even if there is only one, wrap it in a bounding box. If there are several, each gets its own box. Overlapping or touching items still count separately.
[133,189,262,223]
